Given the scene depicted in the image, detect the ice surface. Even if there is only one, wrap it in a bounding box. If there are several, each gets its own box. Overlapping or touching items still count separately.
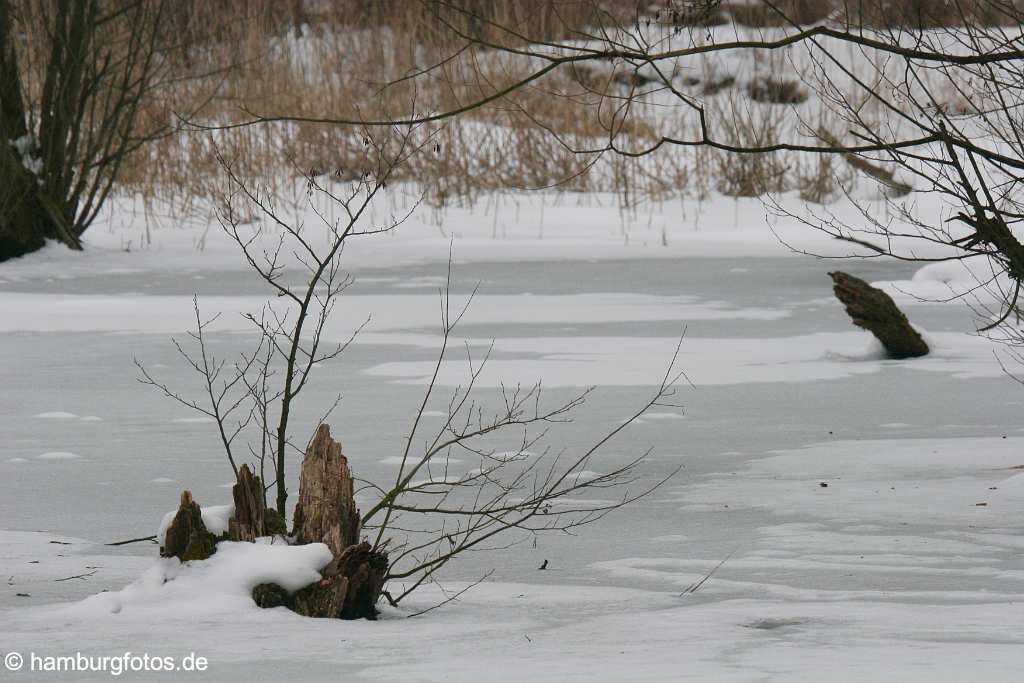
[677,437,1024,526]
[365,330,1005,387]
[2,188,1023,680]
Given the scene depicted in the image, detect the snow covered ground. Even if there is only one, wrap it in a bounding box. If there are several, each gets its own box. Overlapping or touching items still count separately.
[2,190,1023,680]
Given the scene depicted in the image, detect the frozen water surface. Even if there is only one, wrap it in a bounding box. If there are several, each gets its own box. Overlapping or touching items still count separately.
[2,253,1022,681]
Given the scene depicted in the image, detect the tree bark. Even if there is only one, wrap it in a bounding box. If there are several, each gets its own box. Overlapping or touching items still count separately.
[1,0,42,260]
[161,491,217,561]
[292,424,360,555]
[291,540,388,620]
[830,271,929,359]
[228,464,265,542]
[0,0,82,261]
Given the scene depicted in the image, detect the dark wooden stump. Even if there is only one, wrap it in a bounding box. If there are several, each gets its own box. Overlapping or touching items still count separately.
[161,491,216,561]
[228,464,265,542]
[252,582,291,609]
[293,540,388,619]
[252,424,388,619]
[829,271,929,359]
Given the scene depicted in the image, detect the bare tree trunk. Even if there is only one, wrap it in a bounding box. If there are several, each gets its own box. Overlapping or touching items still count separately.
[830,271,929,359]
[0,0,76,260]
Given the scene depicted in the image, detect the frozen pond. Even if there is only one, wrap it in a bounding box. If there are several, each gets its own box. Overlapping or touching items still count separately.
[3,253,1023,680]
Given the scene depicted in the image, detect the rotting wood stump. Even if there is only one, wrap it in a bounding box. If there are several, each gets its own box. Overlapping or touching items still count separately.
[254,424,388,619]
[228,464,265,542]
[291,540,388,620]
[292,424,360,555]
[829,271,929,359]
[161,491,216,561]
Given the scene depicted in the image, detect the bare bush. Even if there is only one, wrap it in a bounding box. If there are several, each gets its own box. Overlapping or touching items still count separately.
[0,0,203,260]
[137,122,684,611]
[138,124,429,514]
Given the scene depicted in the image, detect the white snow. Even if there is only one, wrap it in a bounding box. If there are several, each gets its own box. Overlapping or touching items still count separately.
[36,451,81,460]
[0,188,964,288]
[875,260,1009,306]
[3,536,1022,682]
[63,539,332,619]
[11,133,43,178]
[638,412,685,420]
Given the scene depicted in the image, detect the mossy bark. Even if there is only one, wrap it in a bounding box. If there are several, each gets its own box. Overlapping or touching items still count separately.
[161,491,216,562]
[830,271,929,359]
[0,0,82,262]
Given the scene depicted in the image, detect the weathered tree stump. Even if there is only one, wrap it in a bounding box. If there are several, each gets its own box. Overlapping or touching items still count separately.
[292,424,360,555]
[161,491,216,561]
[829,271,929,359]
[252,424,388,619]
[228,464,265,542]
[292,540,388,619]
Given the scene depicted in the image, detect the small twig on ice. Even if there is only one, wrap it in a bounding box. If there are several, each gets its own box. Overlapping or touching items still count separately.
[54,570,98,582]
[405,569,495,618]
[682,547,738,596]
[105,535,158,546]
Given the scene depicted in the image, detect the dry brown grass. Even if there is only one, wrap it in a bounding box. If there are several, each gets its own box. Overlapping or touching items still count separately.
[837,0,1024,28]
[720,0,1023,28]
[798,154,844,204]
[105,0,679,212]
[12,0,1020,220]
[724,1,832,27]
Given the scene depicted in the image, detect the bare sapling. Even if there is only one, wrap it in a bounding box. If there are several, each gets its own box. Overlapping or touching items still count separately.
[137,121,684,616]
